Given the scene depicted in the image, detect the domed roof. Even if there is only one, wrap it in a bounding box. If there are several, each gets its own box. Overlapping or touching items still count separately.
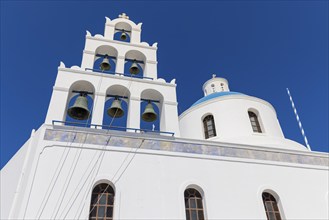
[192,91,243,107]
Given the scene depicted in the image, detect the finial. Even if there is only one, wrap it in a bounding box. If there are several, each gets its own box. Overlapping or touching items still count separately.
[212,74,216,78]
[119,13,129,20]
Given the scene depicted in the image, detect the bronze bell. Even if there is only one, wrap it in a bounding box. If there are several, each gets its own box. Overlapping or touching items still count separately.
[120,32,127,40]
[107,98,124,118]
[67,94,90,120]
[100,56,111,71]
[129,60,140,75]
[142,102,157,122]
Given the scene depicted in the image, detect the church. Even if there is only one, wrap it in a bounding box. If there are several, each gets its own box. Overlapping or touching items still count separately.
[1,14,328,220]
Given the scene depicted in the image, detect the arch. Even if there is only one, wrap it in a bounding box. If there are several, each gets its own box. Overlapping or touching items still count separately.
[65,80,95,126]
[89,182,115,220]
[261,190,284,220]
[114,22,132,42]
[94,45,118,72]
[248,108,263,133]
[124,50,146,76]
[184,186,205,220]
[140,89,164,131]
[103,84,131,129]
[202,114,217,139]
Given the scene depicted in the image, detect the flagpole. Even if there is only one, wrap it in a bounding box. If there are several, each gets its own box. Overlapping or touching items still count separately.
[286,88,311,151]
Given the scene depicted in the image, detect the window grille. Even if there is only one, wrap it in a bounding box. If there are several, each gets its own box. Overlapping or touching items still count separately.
[248,111,262,133]
[184,188,205,220]
[203,115,217,139]
[262,192,282,220]
[89,183,115,220]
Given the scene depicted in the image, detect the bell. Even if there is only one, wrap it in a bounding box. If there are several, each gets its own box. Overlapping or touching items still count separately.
[100,56,111,71]
[129,60,140,75]
[107,98,124,118]
[120,32,127,40]
[142,102,157,122]
[67,95,90,120]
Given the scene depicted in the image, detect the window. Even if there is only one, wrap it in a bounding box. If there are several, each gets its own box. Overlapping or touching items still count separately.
[262,192,282,220]
[89,183,115,220]
[248,111,262,133]
[184,188,204,220]
[203,115,217,139]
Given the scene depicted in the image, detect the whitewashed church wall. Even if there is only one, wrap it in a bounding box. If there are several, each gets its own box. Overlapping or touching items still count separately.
[0,140,29,219]
[13,125,329,220]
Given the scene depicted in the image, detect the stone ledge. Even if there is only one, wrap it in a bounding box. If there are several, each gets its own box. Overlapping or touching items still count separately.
[44,129,329,167]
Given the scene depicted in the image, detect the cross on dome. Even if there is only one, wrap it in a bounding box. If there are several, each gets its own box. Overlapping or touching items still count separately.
[119,13,129,19]
[212,74,217,78]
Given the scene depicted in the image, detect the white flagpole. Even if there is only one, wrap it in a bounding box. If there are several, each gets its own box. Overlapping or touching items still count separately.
[286,88,311,151]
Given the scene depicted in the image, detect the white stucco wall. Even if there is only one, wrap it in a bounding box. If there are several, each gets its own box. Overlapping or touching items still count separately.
[2,125,327,220]
[1,140,29,219]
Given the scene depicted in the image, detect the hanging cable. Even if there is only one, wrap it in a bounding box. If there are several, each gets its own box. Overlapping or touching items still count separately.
[35,63,106,220]
[58,69,136,219]
[49,66,108,219]
[85,139,145,219]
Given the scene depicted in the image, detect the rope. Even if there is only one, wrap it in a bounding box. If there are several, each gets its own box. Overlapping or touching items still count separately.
[85,139,145,219]
[50,67,107,219]
[59,72,136,219]
[35,63,106,220]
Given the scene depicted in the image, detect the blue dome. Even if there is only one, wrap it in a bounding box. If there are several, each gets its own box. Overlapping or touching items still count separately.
[192,91,243,107]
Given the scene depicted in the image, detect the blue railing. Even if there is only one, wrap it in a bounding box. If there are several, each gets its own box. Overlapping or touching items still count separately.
[52,120,175,136]
[85,68,153,80]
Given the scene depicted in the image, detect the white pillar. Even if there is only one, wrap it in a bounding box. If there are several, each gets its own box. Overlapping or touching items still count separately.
[81,50,95,70]
[104,24,115,40]
[130,29,141,44]
[90,93,106,128]
[115,55,125,74]
[45,88,68,124]
[161,102,180,137]
[144,60,157,79]
[127,96,140,130]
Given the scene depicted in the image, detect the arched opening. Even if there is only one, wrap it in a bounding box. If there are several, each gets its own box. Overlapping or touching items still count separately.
[248,110,262,133]
[114,22,132,43]
[124,50,146,77]
[184,188,205,220]
[262,192,283,220]
[140,89,163,133]
[89,183,115,220]
[65,80,95,127]
[103,85,130,131]
[94,45,118,73]
[202,114,217,139]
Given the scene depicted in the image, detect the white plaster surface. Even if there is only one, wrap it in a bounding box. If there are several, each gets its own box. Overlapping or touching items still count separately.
[1,125,328,220]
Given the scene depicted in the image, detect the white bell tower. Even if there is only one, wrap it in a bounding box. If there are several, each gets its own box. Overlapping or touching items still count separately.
[45,13,180,136]
[203,74,230,96]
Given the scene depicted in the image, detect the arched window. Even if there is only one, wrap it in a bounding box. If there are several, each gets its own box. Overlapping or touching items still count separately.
[203,115,217,139]
[262,192,282,220]
[248,111,262,133]
[184,188,205,220]
[89,183,115,220]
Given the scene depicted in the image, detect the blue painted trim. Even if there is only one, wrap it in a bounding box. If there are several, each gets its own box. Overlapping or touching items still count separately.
[192,91,243,107]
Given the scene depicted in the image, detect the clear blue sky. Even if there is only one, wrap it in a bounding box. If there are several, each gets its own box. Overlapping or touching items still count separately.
[1,1,328,169]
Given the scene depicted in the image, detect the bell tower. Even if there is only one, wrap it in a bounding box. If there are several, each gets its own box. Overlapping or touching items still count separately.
[45,13,180,136]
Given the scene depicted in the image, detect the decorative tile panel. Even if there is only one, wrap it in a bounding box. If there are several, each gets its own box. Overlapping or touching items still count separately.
[44,129,329,167]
